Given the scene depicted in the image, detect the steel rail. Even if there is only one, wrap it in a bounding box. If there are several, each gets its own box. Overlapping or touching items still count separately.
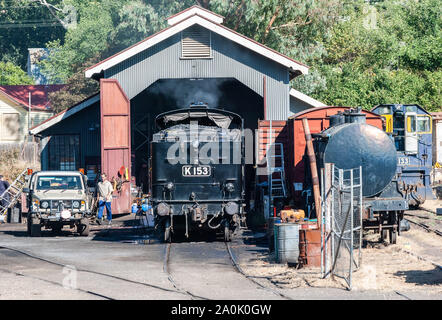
[0,245,187,298]
[405,218,442,237]
[225,241,293,300]
[162,243,210,300]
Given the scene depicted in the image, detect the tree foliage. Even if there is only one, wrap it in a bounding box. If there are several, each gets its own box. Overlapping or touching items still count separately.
[0,0,66,67]
[29,0,441,112]
[314,0,441,111]
[0,61,34,85]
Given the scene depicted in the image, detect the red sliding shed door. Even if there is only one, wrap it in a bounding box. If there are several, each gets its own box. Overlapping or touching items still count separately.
[100,79,131,214]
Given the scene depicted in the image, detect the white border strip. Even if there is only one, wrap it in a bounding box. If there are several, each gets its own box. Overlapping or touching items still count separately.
[30,94,100,135]
[167,7,224,25]
[289,88,326,108]
[85,15,308,78]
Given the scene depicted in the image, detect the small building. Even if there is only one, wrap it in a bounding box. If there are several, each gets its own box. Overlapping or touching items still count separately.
[30,6,324,213]
[27,48,51,85]
[0,85,63,144]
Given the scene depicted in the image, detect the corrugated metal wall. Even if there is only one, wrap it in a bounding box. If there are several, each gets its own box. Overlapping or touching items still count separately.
[289,96,314,116]
[105,26,290,120]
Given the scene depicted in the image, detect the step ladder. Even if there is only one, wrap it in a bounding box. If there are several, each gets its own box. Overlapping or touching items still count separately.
[0,169,29,223]
[267,143,287,200]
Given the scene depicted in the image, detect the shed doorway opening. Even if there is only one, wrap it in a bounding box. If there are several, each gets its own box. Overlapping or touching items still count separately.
[131,78,264,204]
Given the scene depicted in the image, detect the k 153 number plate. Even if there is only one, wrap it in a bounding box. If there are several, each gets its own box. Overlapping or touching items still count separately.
[182,165,211,177]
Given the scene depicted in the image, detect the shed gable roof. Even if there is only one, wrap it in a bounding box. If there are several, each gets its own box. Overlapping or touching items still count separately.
[85,7,308,79]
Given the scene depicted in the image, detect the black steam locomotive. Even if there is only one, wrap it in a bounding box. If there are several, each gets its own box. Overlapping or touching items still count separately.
[150,105,245,242]
[314,108,408,243]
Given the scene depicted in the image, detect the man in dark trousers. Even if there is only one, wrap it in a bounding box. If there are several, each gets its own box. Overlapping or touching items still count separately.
[0,175,10,208]
[96,173,114,225]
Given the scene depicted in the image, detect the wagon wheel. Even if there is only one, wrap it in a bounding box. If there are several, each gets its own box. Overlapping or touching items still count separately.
[389,228,397,244]
[381,229,388,242]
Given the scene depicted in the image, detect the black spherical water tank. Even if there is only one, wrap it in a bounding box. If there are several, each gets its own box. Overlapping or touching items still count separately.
[322,123,397,197]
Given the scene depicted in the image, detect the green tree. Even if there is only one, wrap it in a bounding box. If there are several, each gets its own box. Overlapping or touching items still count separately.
[0,61,34,85]
[313,0,441,112]
[0,0,66,68]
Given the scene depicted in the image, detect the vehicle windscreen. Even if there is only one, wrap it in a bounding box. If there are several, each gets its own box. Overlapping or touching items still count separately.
[36,176,83,190]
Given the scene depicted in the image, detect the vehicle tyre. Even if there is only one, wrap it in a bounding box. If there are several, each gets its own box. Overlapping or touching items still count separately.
[78,218,90,236]
[26,213,32,235]
[164,219,171,243]
[30,217,41,237]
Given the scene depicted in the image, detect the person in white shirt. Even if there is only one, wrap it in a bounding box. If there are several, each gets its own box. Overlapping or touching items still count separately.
[96,173,113,225]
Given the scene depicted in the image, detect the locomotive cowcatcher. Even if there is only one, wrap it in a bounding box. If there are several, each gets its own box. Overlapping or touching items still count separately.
[150,104,245,242]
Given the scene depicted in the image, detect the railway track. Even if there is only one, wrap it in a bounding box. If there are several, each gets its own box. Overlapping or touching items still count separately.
[225,241,293,300]
[163,243,210,300]
[404,210,442,237]
[162,236,293,300]
[0,244,188,299]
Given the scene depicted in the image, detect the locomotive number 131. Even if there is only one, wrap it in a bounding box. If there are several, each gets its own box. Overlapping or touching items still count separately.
[182,165,211,177]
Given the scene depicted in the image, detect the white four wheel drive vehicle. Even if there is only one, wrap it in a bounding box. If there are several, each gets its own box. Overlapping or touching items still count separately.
[23,171,92,237]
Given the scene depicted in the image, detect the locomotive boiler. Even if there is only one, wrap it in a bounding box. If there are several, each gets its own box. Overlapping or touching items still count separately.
[150,105,245,242]
[314,108,408,243]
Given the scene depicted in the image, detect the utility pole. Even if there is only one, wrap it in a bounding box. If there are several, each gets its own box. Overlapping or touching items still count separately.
[28,92,32,142]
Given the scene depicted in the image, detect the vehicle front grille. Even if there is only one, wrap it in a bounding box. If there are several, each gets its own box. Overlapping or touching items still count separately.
[40,200,73,210]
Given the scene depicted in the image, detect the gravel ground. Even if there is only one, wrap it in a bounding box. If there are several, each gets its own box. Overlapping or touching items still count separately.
[238,221,442,298]
[0,215,440,300]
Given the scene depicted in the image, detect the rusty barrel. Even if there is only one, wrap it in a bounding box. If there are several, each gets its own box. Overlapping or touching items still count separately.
[274,223,299,264]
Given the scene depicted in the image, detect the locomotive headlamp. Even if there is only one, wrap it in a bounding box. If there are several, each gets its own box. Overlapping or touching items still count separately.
[156,202,170,216]
[224,202,239,215]
[41,201,49,209]
[224,183,235,193]
[72,201,80,209]
[165,182,174,191]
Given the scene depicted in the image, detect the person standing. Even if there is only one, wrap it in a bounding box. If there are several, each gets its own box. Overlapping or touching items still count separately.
[0,175,10,208]
[96,173,113,225]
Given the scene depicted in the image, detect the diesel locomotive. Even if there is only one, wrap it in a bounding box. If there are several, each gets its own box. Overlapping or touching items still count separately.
[313,108,408,243]
[150,105,245,242]
[372,104,434,207]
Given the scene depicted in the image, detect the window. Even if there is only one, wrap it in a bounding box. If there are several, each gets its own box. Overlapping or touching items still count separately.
[48,135,80,171]
[405,105,418,113]
[1,113,20,140]
[377,106,391,114]
[36,175,83,190]
[181,26,211,59]
[407,115,416,132]
[417,115,431,133]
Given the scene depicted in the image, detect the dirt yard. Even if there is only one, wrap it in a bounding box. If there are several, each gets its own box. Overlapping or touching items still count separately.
[240,221,442,295]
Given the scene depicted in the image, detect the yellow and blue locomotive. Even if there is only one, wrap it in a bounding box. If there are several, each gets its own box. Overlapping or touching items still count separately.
[372,104,434,207]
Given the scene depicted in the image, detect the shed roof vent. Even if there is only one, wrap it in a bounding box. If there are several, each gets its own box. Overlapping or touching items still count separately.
[181,26,211,59]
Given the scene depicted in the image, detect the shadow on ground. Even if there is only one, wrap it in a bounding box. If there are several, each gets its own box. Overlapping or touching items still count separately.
[394,266,442,286]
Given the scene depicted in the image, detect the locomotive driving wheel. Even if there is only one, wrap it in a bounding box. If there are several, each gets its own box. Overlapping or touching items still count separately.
[224,221,231,242]
[164,219,172,243]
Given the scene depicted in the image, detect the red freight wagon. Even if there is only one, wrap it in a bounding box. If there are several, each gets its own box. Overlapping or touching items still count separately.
[287,106,384,204]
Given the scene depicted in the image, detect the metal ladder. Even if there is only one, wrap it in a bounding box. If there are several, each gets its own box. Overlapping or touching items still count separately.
[0,169,29,223]
[267,143,287,200]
